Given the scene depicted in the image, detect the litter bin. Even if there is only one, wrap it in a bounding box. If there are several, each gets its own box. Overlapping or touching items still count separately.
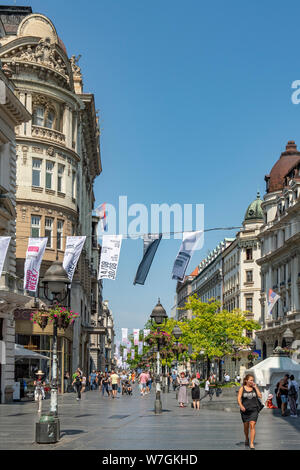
[35,415,60,444]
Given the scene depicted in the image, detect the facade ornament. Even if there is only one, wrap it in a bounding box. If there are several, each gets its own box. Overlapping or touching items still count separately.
[46,146,55,157]
[70,54,82,76]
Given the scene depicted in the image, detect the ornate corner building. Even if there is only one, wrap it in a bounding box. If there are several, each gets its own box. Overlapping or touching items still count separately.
[256,141,300,361]
[0,6,106,389]
[0,65,31,403]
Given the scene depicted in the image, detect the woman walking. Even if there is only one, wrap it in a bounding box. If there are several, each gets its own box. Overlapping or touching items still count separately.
[101,373,110,397]
[178,372,189,408]
[191,374,200,410]
[237,374,262,450]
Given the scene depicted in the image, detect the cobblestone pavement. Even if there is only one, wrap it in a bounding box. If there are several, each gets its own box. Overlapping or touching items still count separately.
[0,387,299,450]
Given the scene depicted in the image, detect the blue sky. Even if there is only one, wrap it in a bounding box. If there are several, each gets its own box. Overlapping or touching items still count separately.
[18,0,300,338]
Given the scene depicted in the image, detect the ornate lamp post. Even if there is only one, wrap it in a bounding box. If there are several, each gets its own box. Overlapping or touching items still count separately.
[282,327,294,349]
[150,298,168,414]
[172,325,182,371]
[35,260,70,444]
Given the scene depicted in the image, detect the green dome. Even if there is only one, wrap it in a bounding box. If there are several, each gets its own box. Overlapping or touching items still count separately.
[244,192,263,222]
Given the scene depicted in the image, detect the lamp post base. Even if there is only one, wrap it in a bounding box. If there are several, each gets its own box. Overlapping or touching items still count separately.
[154,391,162,414]
[35,415,60,444]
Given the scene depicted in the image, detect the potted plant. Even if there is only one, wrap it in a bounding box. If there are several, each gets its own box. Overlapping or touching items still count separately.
[31,306,79,330]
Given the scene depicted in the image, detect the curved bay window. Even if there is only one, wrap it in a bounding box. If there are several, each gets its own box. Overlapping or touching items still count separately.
[15,333,72,395]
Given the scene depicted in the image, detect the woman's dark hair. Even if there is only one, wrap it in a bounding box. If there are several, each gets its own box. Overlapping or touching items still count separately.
[290,375,294,380]
[191,374,196,379]
[243,374,255,385]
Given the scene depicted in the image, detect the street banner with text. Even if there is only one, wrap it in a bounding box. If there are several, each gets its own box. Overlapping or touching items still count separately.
[24,238,48,292]
[98,235,122,280]
[63,236,86,282]
[172,231,203,282]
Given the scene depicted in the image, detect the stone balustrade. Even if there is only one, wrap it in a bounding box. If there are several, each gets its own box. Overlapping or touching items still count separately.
[31,125,66,146]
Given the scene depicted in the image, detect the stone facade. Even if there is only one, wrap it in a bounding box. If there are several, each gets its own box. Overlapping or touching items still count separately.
[0,66,31,403]
[256,141,300,363]
[0,8,104,384]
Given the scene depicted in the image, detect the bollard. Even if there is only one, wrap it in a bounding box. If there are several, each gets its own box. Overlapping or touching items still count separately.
[154,390,162,414]
[35,415,60,444]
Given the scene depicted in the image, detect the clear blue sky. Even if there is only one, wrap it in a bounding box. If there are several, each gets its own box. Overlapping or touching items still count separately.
[18,0,300,338]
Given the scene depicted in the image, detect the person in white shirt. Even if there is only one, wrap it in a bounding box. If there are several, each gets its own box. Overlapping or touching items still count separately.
[288,375,299,417]
[224,373,230,383]
[204,378,212,400]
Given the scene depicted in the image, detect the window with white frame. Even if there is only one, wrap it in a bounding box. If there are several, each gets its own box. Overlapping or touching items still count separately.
[46,161,54,189]
[245,297,253,312]
[32,158,42,187]
[57,164,64,193]
[246,270,253,283]
[31,215,41,237]
[57,220,64,250]
[45,217,53,247]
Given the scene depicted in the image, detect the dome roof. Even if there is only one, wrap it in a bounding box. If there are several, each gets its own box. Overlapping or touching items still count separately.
[265,141,300,193]
[244,192,263,222]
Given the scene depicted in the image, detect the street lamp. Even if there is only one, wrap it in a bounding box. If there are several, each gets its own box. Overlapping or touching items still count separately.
[36,260,70,444]
[172,325,182,371]
[282,327,294,348]
[150,298,168,414]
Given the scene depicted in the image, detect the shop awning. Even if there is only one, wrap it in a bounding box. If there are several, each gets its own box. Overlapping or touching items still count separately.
[14,344,50,361]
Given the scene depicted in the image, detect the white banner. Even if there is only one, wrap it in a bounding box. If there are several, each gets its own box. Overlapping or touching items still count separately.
[138,341,143,355]
[172,231,203,282]
[123,348,128,360]
[98,234,122,280]
[0,237,11,279]
[133,329,140,346]
[121,328,128,344]
[131,349,135,360]
[24,238,47,292]
[63,236,86,282]
[143,329,150,338]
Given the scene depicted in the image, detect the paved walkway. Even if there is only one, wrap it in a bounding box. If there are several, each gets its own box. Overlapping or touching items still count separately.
[0,387,300,450]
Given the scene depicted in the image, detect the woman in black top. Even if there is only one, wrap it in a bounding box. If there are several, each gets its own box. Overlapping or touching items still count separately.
[237,374,262,449]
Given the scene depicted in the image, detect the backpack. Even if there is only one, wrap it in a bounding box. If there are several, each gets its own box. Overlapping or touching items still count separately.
[288,384,297,397]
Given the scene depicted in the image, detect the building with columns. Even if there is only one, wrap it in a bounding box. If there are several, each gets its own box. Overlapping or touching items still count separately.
[256,141,300,362]
[222,193,264,378]
[0,6,104,387]
[0,66,31,403]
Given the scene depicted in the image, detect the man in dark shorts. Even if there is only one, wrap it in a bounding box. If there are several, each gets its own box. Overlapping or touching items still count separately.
[110,370,120,399]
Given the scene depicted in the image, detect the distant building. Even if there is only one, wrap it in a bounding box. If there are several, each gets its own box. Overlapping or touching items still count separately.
[176,267,199,320]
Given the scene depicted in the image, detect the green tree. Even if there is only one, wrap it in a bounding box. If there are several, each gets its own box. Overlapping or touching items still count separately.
[183,295,261,361]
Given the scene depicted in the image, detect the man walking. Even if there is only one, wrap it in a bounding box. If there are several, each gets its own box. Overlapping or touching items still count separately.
[72,370,82,401]
[288,375,299,418]
[110,370,120,399]
[89,370,97,390]
[139,370,148,396]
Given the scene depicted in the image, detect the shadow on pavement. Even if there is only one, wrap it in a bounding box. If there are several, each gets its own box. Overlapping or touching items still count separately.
[60,429,86,437]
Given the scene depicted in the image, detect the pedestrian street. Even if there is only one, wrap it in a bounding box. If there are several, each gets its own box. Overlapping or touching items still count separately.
[0,386,300,451]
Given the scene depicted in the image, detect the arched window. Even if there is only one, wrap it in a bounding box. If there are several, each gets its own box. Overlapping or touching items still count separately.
[33,106,44,126]
[32,105,56,129]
